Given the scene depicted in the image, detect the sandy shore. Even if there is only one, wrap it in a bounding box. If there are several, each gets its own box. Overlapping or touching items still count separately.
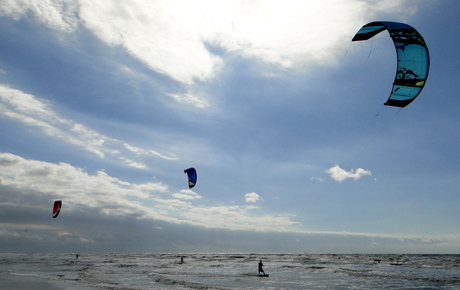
[0,274,98,290]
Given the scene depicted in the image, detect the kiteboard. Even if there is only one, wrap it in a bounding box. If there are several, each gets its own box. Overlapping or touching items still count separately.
[258,274,269,277]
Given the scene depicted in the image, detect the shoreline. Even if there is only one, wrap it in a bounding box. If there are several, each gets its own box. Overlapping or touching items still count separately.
[0,274,98,290]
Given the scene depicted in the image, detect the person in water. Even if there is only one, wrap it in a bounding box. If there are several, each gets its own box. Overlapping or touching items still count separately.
[258,260,265,275]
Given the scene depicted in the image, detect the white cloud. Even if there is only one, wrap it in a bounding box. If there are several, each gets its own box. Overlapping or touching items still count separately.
[167,92,211,109]
[326,164,371,182]
[0,0,417,107]
[76,0,372,80]
[182,206,298,232]
[78,0,223,85]
[201,1,366,67]
[1,153,458,244]
[0,85,176,166]
[120,157,148,169]
[0,153,302,233]
[0,0,79,33]
[311,176,325,182]
[172,189,202,200]
[123,143,177,161]
[245,192,263,203]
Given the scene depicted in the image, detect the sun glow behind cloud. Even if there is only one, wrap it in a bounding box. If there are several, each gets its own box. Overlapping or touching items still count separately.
[0,0,414,108]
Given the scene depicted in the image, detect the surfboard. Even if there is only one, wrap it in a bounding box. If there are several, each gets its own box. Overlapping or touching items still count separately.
[258,274,269,277]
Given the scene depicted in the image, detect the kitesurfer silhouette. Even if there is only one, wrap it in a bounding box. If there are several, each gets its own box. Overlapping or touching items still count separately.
[258,260,265,275]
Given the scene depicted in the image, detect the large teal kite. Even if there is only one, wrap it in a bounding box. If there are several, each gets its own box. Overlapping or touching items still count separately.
[352,21,430,107]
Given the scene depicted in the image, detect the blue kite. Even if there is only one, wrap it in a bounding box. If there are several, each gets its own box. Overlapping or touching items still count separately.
[184,167,197,189]
[352,21,430,107]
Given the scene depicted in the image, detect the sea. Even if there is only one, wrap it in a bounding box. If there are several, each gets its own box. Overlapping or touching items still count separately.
[0,253,459,289]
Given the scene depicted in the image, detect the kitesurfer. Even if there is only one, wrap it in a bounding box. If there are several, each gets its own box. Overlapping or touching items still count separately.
[258,260,265,275]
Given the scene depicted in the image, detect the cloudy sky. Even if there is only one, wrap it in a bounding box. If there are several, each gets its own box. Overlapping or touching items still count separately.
[1,0,459,254]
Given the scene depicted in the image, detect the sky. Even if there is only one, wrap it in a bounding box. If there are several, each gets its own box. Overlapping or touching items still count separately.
[0,0,459,254]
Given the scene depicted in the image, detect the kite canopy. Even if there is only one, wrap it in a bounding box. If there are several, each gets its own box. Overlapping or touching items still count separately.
[184,168,197,189]
[352,21,429,107]
[53,200,62,218]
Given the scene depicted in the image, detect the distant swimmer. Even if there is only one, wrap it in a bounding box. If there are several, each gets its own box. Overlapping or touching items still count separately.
[258,260,265,275]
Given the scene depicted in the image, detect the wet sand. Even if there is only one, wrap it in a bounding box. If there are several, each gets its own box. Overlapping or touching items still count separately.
[0,274,97,290]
